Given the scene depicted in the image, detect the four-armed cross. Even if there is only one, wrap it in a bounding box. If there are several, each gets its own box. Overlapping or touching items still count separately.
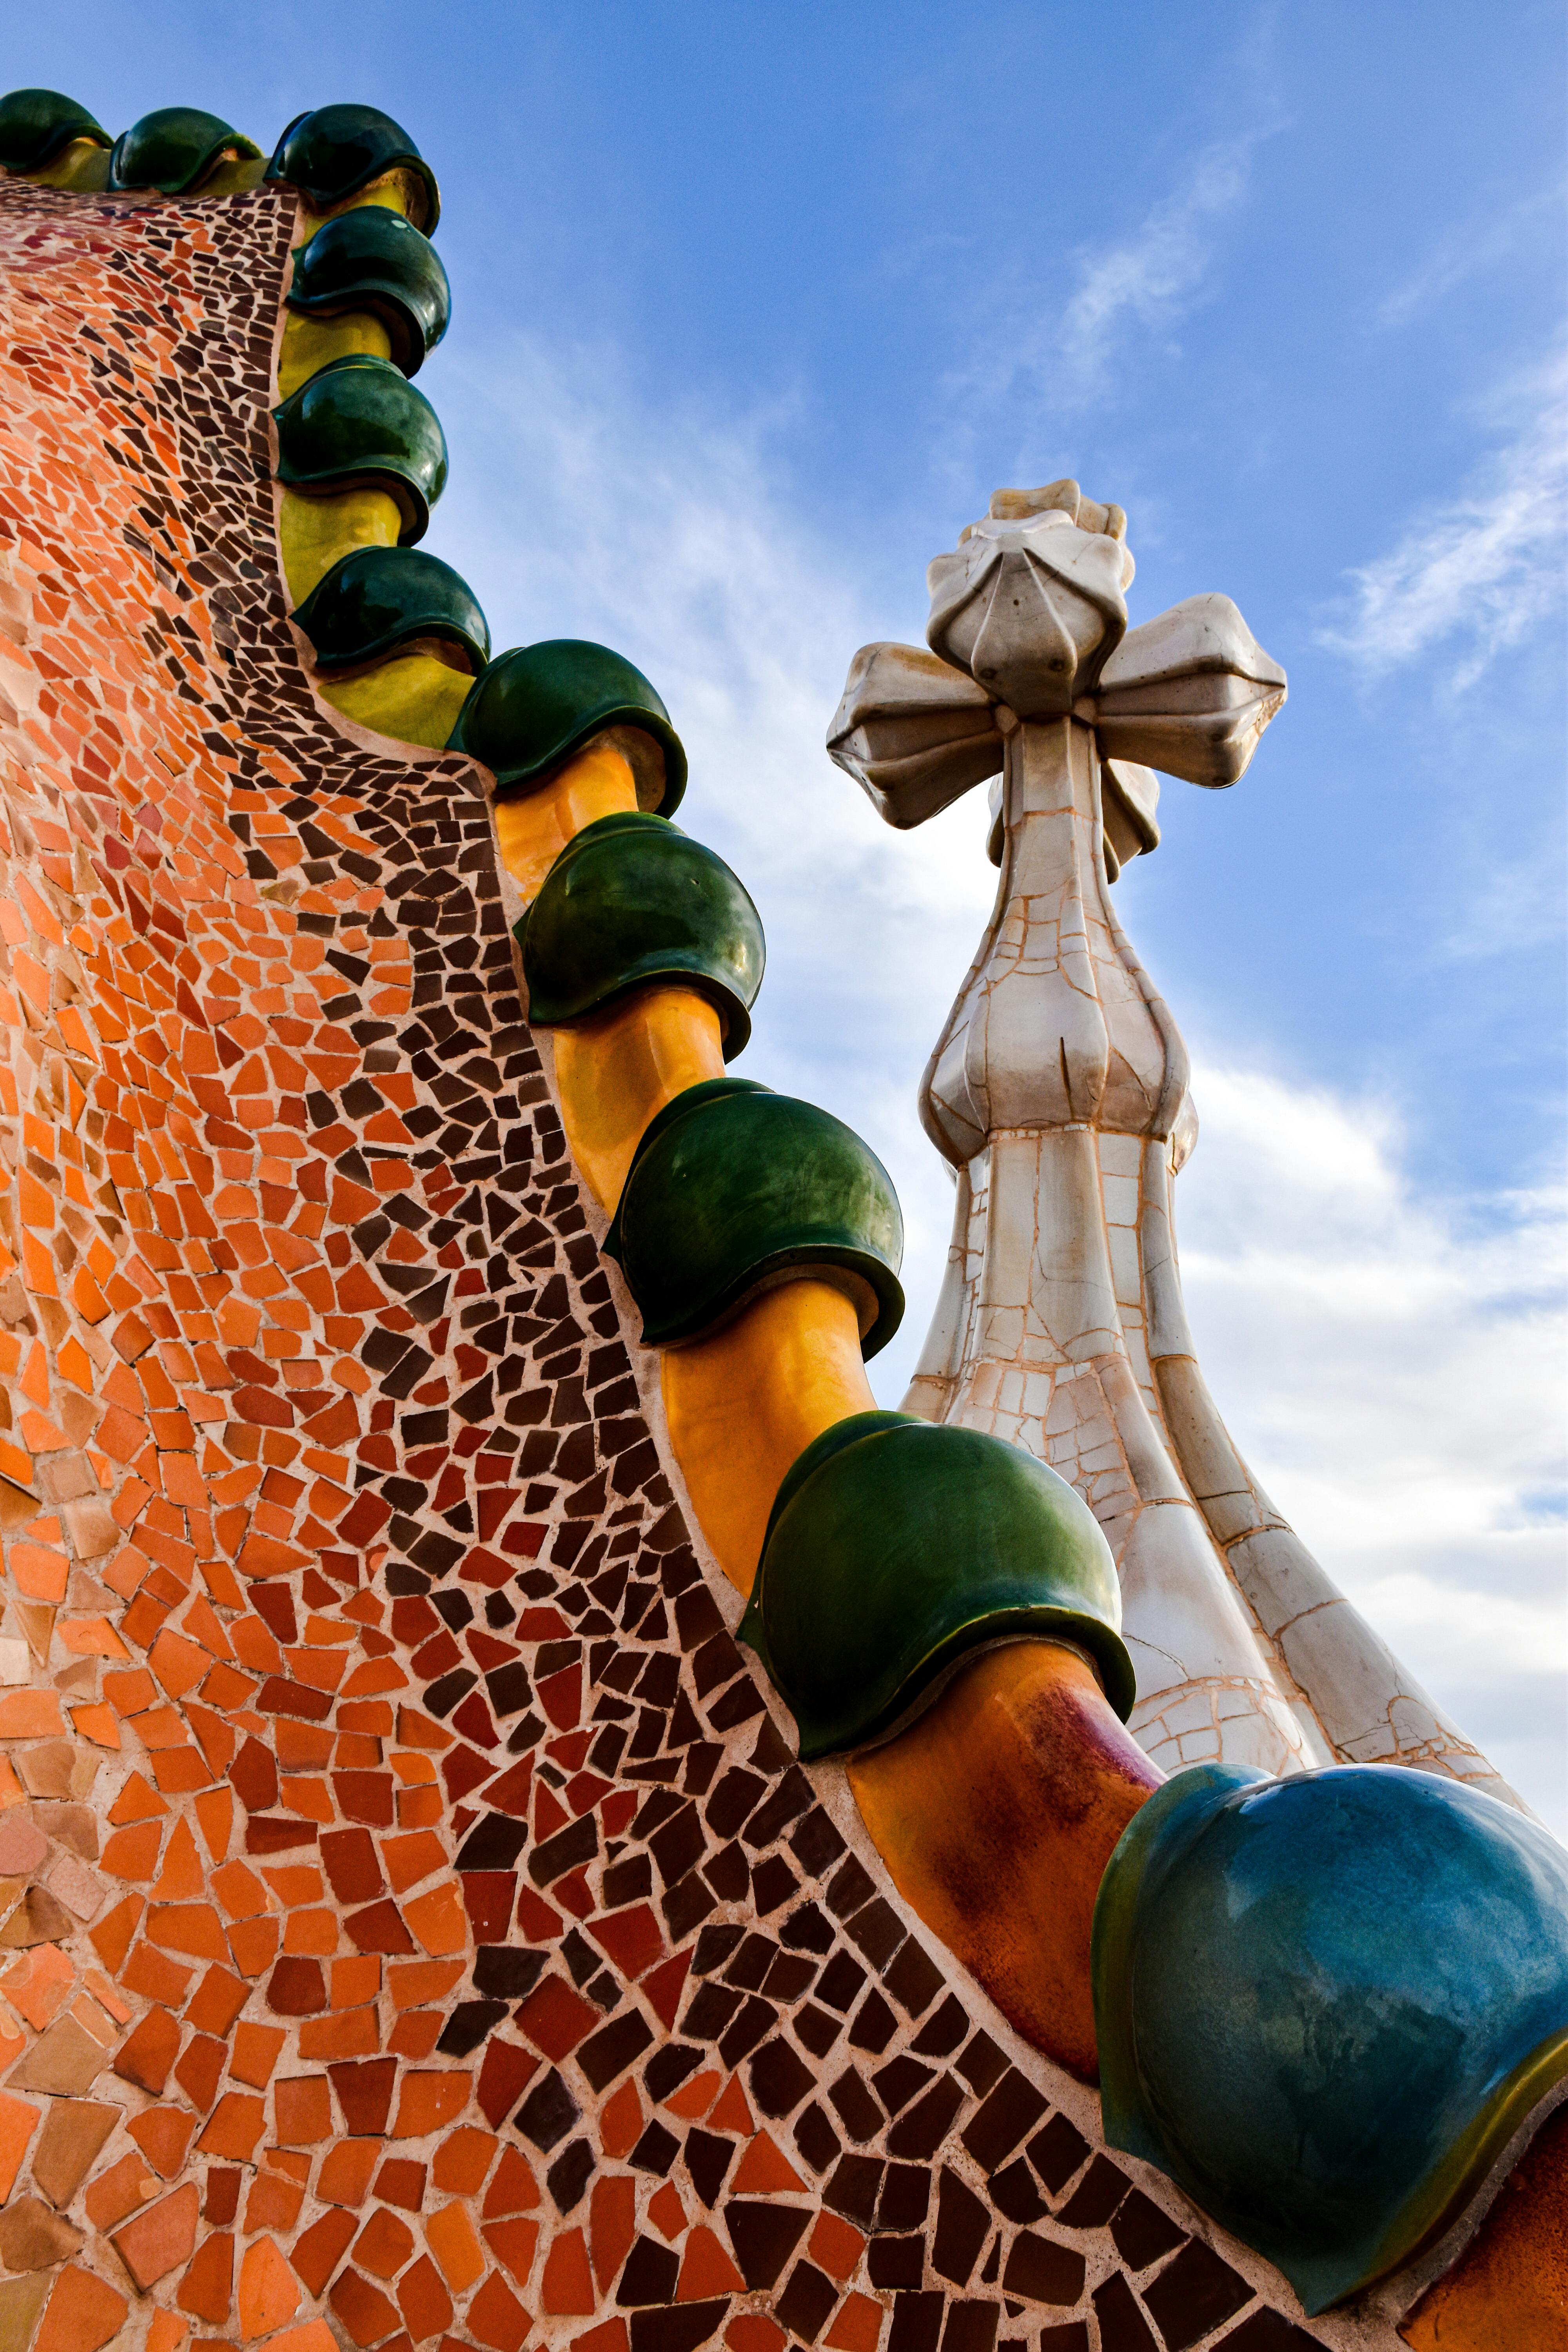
[828,480,1513,1798]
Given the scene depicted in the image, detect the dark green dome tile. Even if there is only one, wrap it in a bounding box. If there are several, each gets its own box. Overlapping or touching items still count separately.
[742,1414,1134,1759]
[603,1078,903,1357]
[448,639,686,816]
[109,107,260,195]
[266,103,439,234]
[274,353,448,542]
[291,544,488,674]
[1093,1761,1568,2311]
[521,812,764,1056]
[288,207,450,376]
[0,88,109,173]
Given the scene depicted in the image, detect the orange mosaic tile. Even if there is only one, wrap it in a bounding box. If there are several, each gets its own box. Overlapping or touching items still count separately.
[395,2252,453,2342]
[32,2265,127,2352]
[430,2125,495,2196]
[111,2180,199,2288]
[424,2200,485,2294]
[237,2234,300,2339]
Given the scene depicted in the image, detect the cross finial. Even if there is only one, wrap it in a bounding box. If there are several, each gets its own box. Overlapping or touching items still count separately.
[829,482,1287,877]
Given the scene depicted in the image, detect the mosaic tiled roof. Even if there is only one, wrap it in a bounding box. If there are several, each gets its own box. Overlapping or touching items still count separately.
[0,141,1553,2352]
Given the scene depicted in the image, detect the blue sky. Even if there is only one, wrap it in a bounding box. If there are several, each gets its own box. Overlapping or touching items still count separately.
[14,3,1566,1820]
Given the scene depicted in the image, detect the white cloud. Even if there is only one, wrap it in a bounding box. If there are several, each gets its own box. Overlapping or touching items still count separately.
[428,332,1566,1831]
[935,43,1284,443]
[1176,1063,1568,1829]
[1431,847,1566,965]
[1316,346,1568,687]
[1377,183,1564,329]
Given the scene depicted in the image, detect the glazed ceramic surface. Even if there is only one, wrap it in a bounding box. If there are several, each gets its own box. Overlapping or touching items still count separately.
[831,483,1515,1808]
[273,353,449,541]
[1093,1761,1568,2310]
[108,106,259,194]
[604,1078,904,1356]
[521,812,764,1056]
[451,640,688,814]
[265,102,439,230]
[0,87,108,171]
[743,1413,1135,1759]
[290,543,490,673]
[287,206,451,374]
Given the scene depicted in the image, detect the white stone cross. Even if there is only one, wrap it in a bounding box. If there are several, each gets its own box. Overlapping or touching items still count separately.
[829,481,1516,1798]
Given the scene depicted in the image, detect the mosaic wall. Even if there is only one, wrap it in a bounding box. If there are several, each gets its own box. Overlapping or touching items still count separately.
[0,159,1548,2352]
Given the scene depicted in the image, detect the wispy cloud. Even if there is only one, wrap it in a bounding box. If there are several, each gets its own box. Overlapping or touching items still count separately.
[1377,183,1564,329]
[1316,346,1568,687]
[1431,848,1567,965]
[1047,133,1267,408]
[938,0,1287,439]
[937,124,1273,443]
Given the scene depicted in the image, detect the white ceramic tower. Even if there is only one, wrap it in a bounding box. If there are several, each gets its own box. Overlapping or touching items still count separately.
[829,481,1515,1801]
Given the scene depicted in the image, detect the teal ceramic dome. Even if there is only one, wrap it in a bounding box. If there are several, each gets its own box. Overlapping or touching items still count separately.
[273,354,448,541]
[0,89,109,173]
[447,639,686,815]
[1093,1761,1568,2312]
[521,813,764,1057]
[108,107,260,196]
[742,1413,1135,1760]
[603,1077,903,1356]
[265,104,439,234]
[291,545,489,675]
[287,207,450,376]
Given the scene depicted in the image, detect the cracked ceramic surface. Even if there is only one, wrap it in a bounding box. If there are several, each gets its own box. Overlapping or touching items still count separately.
[837,491,1514,1803]
[926,508,1131,721]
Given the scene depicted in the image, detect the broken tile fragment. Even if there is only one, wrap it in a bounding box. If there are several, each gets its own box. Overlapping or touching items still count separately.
[0,2195,83,2273]
[31,2100,119,2209]
[111,2182,200,2290]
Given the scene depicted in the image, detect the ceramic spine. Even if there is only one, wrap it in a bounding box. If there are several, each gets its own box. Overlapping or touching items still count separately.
[506,711,1143,1771]
[498,691,1163,2097]
[477,650,904,1617]
[487,623,1568,2308]
[265,110,480,749]
[4,94,468,713]
[0,91,265,197]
